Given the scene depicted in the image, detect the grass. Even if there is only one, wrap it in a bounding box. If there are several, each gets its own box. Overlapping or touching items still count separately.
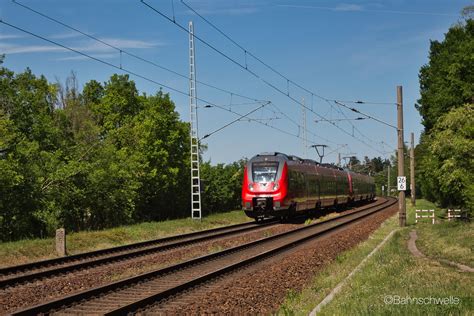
[407,200,473,267]
[279,199,473,315]
[279,209,400,315]
[0,210,250,268]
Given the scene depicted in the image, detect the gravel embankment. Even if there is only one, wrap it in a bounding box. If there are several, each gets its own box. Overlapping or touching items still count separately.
[146,203,398,314]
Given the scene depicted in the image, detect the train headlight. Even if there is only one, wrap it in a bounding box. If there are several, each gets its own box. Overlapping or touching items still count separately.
[248,183,254,191]
[273,183,279,190]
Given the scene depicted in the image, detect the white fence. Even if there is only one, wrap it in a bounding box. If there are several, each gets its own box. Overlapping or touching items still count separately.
[415,209,435,224]
[447,209,462,221]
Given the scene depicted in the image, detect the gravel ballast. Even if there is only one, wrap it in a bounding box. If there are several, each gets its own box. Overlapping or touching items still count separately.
[145,203,398,314]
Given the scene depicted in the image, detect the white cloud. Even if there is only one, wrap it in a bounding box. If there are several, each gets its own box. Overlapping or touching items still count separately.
[0,34,24,40]
[334,4,363,12]
[181,0,260,16]
[49,32,84,40]
[276,3,459,17]
[276,4,355,12]
[186,7,258,16]
[56,53,117,61]
[0,43,65,54]
[97,38,161,50]
[0,37,161,56]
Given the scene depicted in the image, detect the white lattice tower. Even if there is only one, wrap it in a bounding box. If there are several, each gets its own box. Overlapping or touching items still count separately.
[189,21,201,219]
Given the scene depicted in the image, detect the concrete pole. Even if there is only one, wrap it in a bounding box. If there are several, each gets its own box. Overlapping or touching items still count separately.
[410,132,416,206]
[337,153,341,167]
[397,86,406,227]
[55,228,67,256]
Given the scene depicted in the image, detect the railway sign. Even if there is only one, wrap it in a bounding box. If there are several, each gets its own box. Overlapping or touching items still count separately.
[397,176,406,191]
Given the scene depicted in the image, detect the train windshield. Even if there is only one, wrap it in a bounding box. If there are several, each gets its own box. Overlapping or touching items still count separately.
[252,162,279,183]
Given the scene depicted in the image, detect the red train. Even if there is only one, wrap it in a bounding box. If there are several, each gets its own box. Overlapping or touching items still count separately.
[242,152,375,220]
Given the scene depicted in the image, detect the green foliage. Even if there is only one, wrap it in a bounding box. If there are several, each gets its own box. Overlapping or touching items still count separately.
[416,19,474,132]
[418,104,473,211]
[0,65,61,240]
[200,159,246,214]
[347,156,390,175]
[0,65,196,241]
[415,19,474,213]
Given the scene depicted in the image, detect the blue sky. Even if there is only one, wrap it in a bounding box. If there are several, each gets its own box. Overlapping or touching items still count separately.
[0,0,469,164]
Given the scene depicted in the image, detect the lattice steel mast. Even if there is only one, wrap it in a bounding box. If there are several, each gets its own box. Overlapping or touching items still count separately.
[189,21,201,219]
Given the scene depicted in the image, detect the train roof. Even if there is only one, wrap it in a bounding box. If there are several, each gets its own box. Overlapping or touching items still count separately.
[254,152,344,170]
[253,152,371,177]
[255,152,289,158]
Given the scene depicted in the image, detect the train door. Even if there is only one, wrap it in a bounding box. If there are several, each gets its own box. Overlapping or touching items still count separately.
[297,171,306,211]
[287,169,296,201]
[313,175,321,211]
[304,172,309,210]
[314,174,321,208]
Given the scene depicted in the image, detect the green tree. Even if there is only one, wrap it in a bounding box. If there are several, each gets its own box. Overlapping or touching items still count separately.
[89,74,142,132]
[0,63,246,241]
[415,17,473,212]
[419,104,473,211]
[0,65,64,239]
[200,160,246,214]
[132,91,190,221]
[416,19,474,132]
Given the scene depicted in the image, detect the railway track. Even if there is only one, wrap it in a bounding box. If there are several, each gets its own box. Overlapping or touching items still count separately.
[0,219,280,288]
[12,197,396,315]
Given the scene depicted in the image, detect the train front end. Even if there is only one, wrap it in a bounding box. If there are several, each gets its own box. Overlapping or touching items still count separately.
[242,153,288,219]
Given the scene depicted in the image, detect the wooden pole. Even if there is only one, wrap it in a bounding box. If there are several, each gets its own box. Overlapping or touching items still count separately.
[397,86,406,227]
[387,164,390,197]
[410,132,416,206]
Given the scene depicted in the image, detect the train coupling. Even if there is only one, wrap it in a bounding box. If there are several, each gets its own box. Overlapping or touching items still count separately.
[252,197,273,211]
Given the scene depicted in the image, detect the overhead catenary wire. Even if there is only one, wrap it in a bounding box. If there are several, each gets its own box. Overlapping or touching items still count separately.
[211,104,312,143]
[0,20,258,127]
[269,103,337,145]
[179,0,394,107]
[200,102,268,140]
[334,100,398,130]
[179,0,397,151]
[334,100,397,105]
[314,117,366,122]
[324,144,349,157]
[0,19,192,97]
[14,0,316,144]
[11,0,268,104]
[140,0,393,155]
[0,18,317,144]
[329,100,396,149]
[180,0,328,102]
[11,0,394,157]
[322,100,388,155]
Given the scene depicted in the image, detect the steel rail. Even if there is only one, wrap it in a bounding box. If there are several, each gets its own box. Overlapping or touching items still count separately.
[12,198,395,315]
[0,219,279,288]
